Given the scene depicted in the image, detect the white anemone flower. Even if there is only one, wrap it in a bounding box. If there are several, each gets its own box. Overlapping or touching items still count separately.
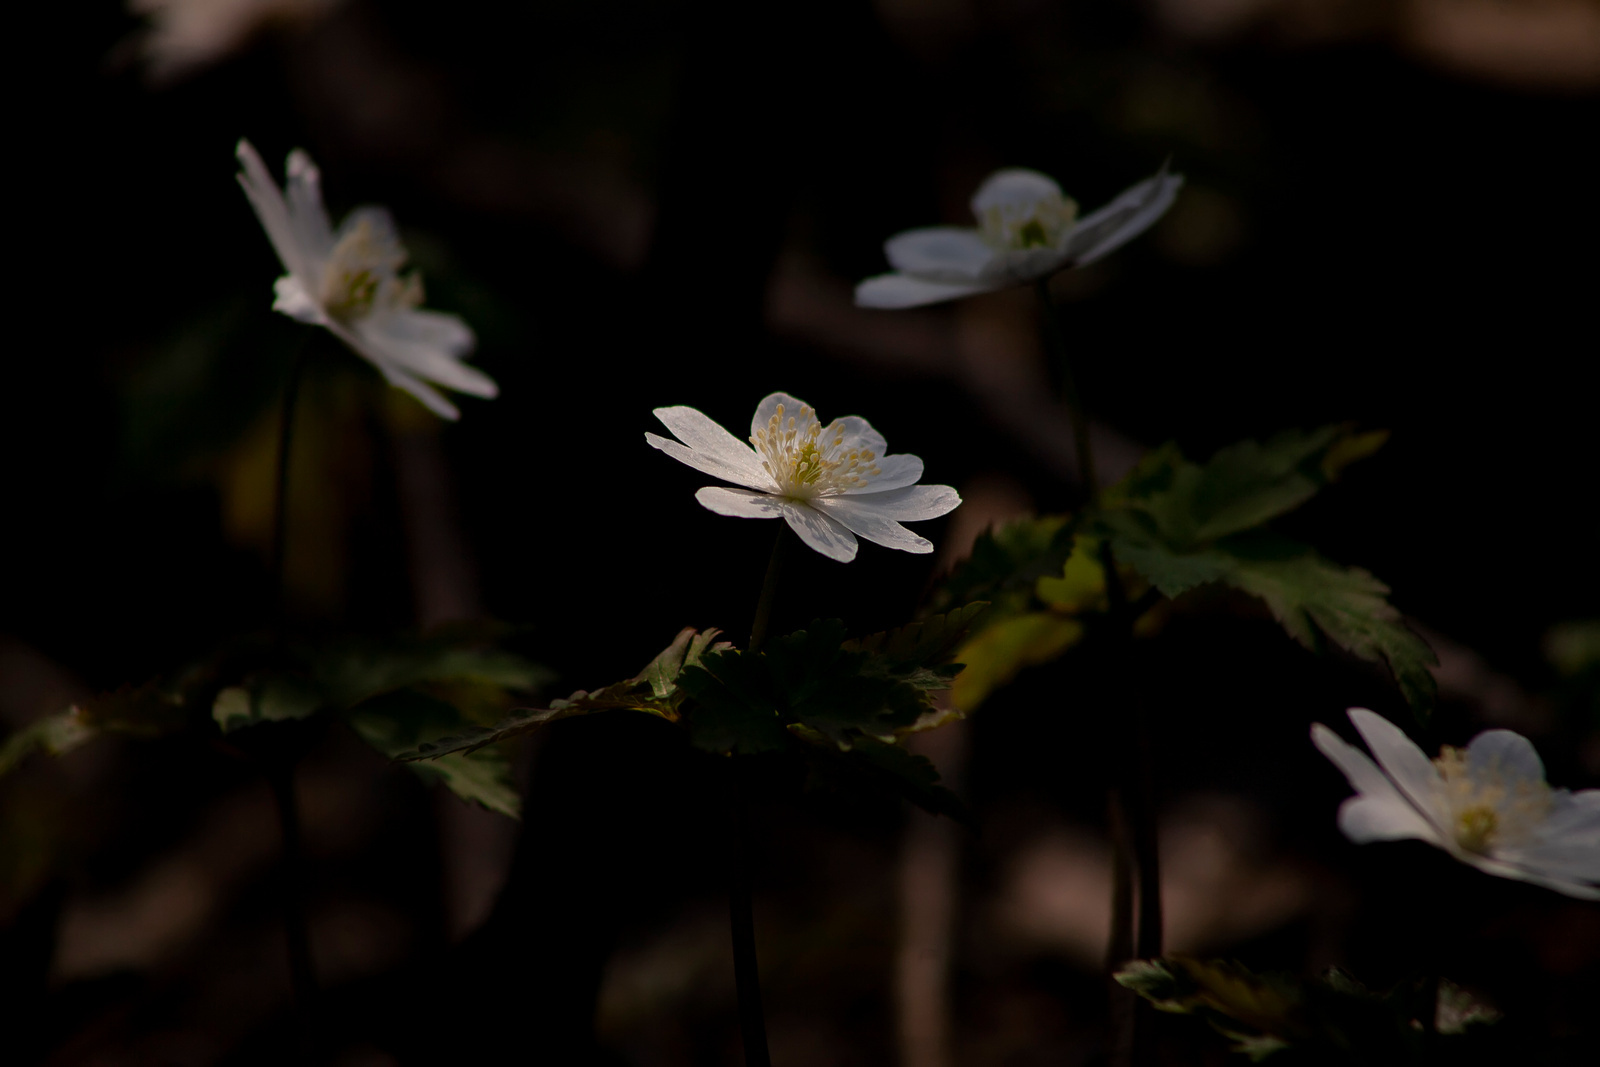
[235,139,497,420]
[645,392,961,563]
[1312,708,1600,900]
[855,165,1183,309]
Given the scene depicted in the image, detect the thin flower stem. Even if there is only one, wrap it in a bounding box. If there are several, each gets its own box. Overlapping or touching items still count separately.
[1034,277,1097,499]
[730,768,772,1067]
[270,341,311,632]
[267,761,320,1019]
[729,525,786,1067]
[749,525,788,655]
[1106,789,1135,971]
[266,340,319,1027]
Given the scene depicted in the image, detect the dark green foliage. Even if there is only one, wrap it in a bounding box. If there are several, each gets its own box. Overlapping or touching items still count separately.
[0,627,547,818]
[1117,957,1501,1064]
[346,690,520,818]
[1099,427,1387,549]
[933,516,1075,618]
[397,626,731,760]
[402,613,988,819]
[1092,429,1436,715]
[938,425,1434,716]
[0,710,94,777]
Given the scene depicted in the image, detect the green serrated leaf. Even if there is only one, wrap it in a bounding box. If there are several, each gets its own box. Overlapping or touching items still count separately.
[345,690,521,817]
[839,736,968,821]
[1105,426,1382,550]
[679,652,792,755]
[1222,535,1437,715]
[950,613,1085,712]
[406,751,521,819]
[1118,957,1492,1065]
[0,710,96,778]
[934,515,1074,615]
[395,628,728,760]
[1098,526,1435,715]
[844,602,989,665]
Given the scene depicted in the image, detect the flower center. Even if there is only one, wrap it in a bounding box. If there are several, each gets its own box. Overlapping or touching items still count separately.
[750,402,882,500]
[978,192,1079,251]
[1433,746,1551,854]
[320,217,423,320]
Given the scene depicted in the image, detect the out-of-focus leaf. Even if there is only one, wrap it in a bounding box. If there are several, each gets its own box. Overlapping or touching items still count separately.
[212,676,322,732]
[950,614,1085,713]
[0,710,95,778]
[933,515,1074,616]
[844,603,989,665]
[1221,536,1436,714]
[346,690,520,817]
[1545,620,1600,678]
[397,627,729,760]
[1094,522,1435,715]
[1116,958,1500,1064]
[212,627,551,736]
[1106,426,1382,549]
[79,680,195,737]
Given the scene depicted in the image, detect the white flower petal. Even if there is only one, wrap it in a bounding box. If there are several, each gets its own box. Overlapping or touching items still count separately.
[884,226,997,282]
[833,484,961,520]
[373,307,475,357]
[779,501,858,562]
[1318,723,1433,812]
[752,392,813,440]
[810,496,934,554]
[1460,852,1600,901]
[859,452,924,493]
[272,275,326,324]
[1544,790,1600,836]
[1336,794,1441,844]
[854,273,997,309]
[654,406,772,490]
[284,149,336,262]
[1463,728,1546,788]
[320,317,461,419]
[336,205,403,251]
[1063,169,1183,267]
[1347,708,1447,825]
[694,486,786,519]
[237,139,314,285]
[1499,839,1600,883]
[969,168,1065,218]
[826,415,888,458]
[351,311,498,399]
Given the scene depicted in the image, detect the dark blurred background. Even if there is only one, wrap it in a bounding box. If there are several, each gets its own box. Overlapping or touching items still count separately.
[3,0,1598,1063]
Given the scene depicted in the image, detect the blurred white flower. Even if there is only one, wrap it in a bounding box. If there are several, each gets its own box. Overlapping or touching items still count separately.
[855,165,1183,309]
[130,0,343,84]
[1312,707,1600,899]
[645,393,960,562]
[236,139,497,420]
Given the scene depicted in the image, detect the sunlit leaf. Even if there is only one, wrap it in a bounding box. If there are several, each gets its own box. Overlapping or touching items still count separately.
[950,613,1085,713]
